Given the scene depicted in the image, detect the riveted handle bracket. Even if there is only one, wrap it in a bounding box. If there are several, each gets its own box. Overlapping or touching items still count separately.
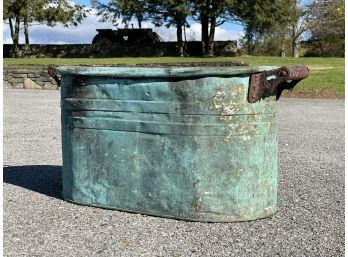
[248,65,309,103]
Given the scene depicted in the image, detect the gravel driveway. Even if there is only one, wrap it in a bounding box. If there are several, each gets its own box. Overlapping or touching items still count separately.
[3,89,344,257]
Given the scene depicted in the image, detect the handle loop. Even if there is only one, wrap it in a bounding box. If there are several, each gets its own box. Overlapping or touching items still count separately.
[48,65,61,87]
[248,65,309,103]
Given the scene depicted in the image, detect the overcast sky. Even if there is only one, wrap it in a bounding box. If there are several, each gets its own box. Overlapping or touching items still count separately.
[2,0,244,44]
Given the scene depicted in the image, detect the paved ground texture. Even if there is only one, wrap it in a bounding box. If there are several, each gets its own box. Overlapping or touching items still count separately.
[4,89,344,257]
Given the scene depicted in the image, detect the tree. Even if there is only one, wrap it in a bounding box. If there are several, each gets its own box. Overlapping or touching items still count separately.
[148,0,191,56]
[3,0,88,48]
[287,0,310,57]
[191,0,234,57]
[240,0,343,58]
[93,0,191,56]
[306,0,344,56]
[238,25,292,56]
[191,0,292,57]
[231,0,290,56]
[92,0,148,28]
[308,0,344,39]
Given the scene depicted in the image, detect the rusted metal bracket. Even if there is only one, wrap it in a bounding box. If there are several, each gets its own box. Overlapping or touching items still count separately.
[48,65,61,87]
[248,65,309,103]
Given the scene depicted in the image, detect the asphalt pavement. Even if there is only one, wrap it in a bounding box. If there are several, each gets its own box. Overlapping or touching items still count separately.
[3,89,344,257]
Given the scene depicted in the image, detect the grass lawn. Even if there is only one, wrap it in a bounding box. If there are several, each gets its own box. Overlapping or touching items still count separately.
[4,56,344,98]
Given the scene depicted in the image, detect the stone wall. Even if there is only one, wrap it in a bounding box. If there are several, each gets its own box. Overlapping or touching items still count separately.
[3,41,237,58]
[4,68,58,90]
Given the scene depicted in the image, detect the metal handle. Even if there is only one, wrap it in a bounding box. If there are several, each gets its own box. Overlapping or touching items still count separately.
[248,65,309,103]
[48,66,61,87]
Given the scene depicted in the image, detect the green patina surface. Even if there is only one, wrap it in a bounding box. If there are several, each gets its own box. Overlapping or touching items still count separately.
[58,65,278,222]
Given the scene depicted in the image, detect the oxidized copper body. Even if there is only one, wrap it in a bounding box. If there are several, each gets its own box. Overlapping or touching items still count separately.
[56,64,308,222]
